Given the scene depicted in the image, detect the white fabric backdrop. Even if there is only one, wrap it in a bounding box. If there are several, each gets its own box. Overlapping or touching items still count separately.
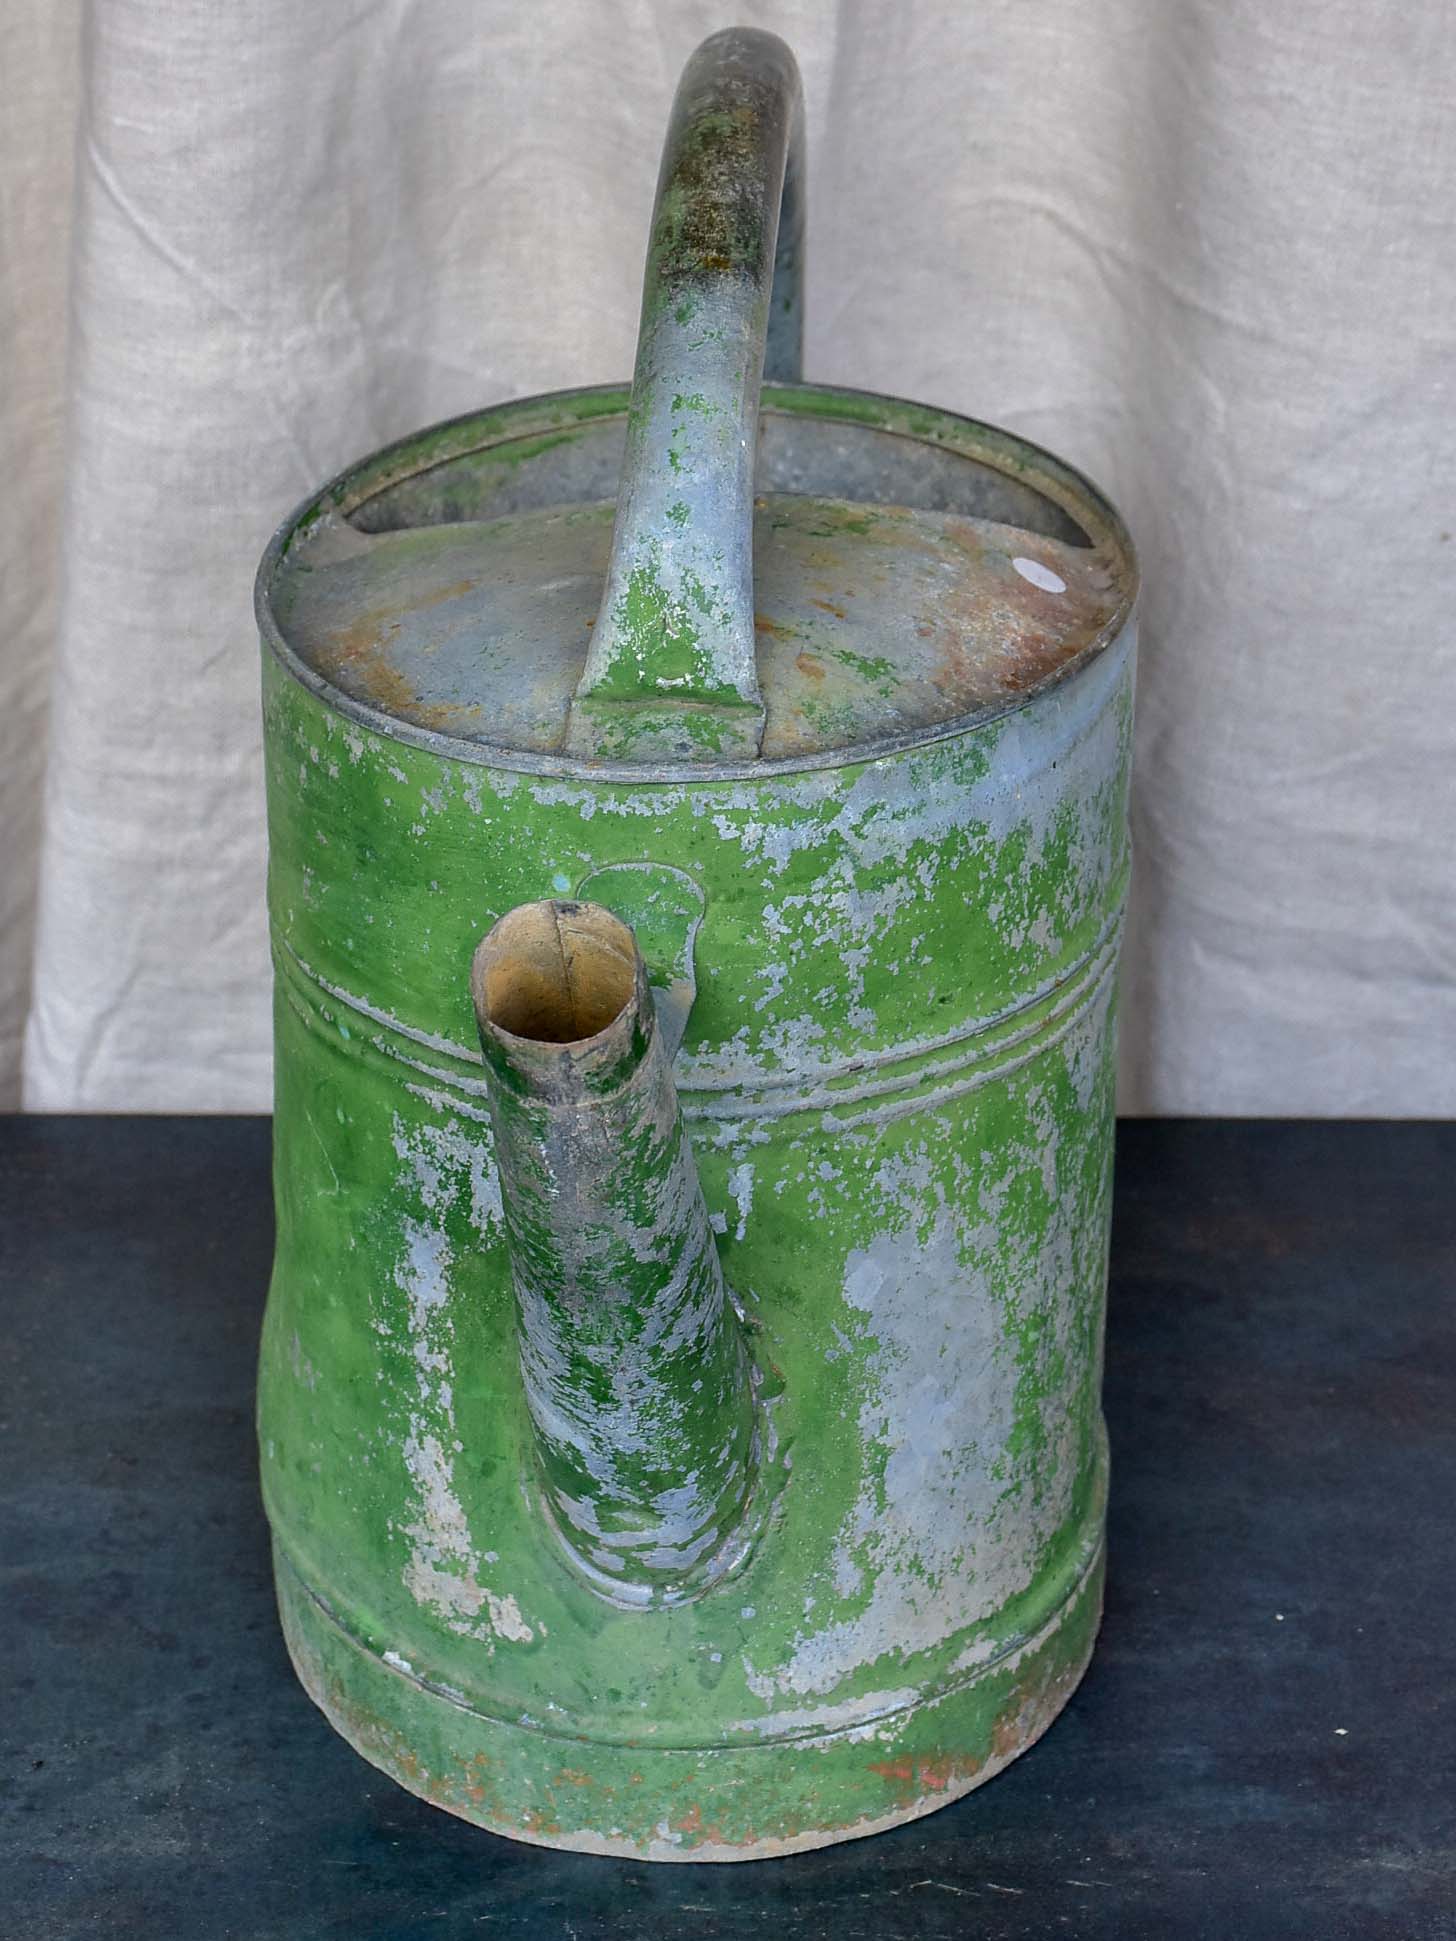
[5,0,1453,1114]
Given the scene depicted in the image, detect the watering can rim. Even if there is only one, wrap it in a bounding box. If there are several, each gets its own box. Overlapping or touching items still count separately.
[255,377,1139,786]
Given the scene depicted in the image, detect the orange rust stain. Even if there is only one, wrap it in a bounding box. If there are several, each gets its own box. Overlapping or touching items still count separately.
[553,1766,594,1788]
[991,1707,1025,1760]
[317,603,473,733]
[794,651,826,681]
[998,626,1083,695]
[909,539,1118,714]
[308,573,481,731]
[414,576,475,612]
[754,613,793,639]
[672,1802,755,1850]
[869,1751,986,1798]
[811,598,848,619]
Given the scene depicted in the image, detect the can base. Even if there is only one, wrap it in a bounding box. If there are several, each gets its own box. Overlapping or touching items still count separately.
[273,1541,1104,1862]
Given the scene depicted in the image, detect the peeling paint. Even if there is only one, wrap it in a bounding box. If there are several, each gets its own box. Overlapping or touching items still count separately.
[387,1117,534,1646]
[254,39,1135,1845]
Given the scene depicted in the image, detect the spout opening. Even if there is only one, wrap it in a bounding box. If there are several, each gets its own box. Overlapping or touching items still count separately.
[476,900,639,1046]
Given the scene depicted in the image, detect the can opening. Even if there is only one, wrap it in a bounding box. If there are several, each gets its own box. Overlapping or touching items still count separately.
[346,411,1094,551]
[478,900,637,1045]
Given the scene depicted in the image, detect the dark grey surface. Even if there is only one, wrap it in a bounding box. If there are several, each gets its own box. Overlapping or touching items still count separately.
[3,1118,1453,1938]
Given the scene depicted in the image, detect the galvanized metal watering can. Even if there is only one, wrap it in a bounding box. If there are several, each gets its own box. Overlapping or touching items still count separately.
[255,28,1137,1860]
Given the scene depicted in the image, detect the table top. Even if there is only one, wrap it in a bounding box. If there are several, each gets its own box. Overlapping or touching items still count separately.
[4,1117,1453,1939]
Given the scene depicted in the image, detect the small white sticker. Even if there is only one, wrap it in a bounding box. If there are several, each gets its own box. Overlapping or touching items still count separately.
[1012,555,1067,595]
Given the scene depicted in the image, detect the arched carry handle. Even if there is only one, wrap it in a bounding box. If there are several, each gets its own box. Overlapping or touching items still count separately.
[565,29,805,762]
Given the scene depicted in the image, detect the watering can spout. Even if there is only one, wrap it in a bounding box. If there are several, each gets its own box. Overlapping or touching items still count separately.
[471,899,758,1606]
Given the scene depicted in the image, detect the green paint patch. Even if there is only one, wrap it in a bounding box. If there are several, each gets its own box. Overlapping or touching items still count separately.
[671,391,719,420]
[474,430,578,471]
[608,563,705,691]
[833,647,898,687]
[794,694,861,744]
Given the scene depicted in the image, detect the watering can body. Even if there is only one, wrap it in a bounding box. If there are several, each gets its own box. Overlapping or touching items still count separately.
[256,31,1136,1860]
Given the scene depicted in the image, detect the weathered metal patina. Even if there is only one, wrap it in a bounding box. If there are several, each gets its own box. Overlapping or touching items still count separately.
[471,899,761,1607]
[255,27,1138,1859]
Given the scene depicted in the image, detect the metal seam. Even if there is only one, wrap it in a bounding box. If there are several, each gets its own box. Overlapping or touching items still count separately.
[272,900,1124,1125]
[274,1502,1105,1757]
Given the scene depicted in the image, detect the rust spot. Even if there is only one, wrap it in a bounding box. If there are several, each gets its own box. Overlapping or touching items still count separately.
[868,1754,974,1795]
[670,1801,758,1851]
[754,613,793,639]
[905,529,1122,715]
[794,651,826,681]
[426,577,475,609]
[314,598,477,735]
[991,1707,1024,1761]
[281,1529,1103,1857]
[811,598,848,619]
[997,625,1085,695]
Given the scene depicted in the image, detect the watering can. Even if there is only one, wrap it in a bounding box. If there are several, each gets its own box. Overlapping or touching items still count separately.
[255,27,1137,1860]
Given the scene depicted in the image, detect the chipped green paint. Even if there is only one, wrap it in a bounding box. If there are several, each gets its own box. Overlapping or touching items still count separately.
[565,34,802,760]
[588,559,745,705]
[831,647,898,687]
[255,23,1139,1863]
[256,607,1135,1854]
[470,901,761,1606]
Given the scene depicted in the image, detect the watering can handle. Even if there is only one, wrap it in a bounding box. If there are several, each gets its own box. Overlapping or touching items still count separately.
[565,28,805,761]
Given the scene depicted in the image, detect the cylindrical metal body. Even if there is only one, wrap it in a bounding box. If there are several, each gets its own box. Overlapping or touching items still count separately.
[256,386,1133,1859]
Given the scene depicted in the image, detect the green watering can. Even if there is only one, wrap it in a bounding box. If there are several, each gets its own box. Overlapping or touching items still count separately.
[255,27,1138,1860]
